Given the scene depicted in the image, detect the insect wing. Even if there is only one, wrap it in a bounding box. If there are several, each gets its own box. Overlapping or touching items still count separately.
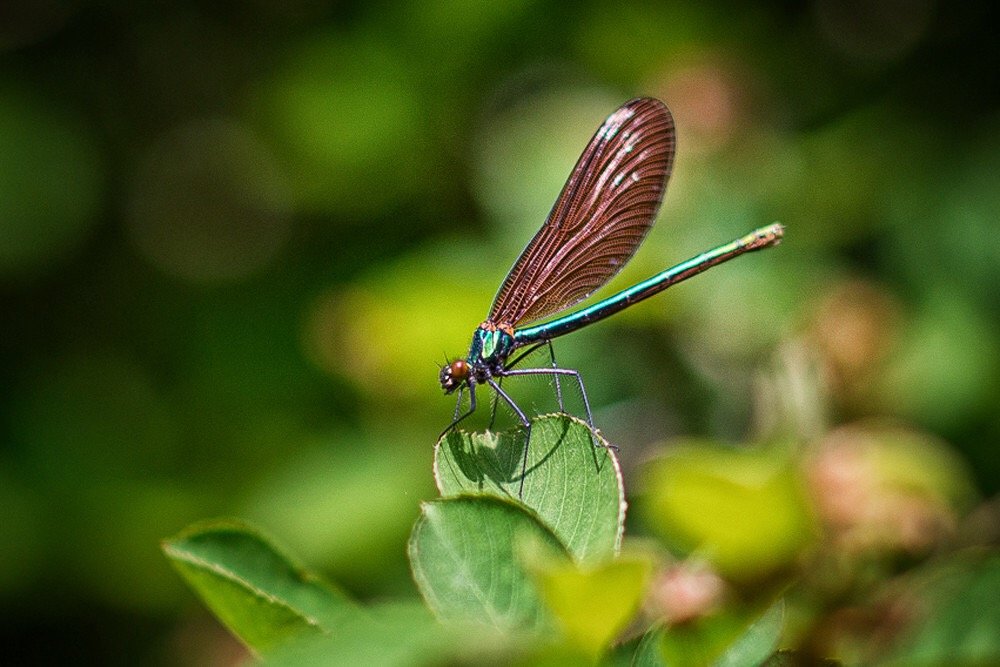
[489,97,675,327]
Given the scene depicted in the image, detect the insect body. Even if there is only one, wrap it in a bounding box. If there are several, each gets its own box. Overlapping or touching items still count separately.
[440,98,784,494]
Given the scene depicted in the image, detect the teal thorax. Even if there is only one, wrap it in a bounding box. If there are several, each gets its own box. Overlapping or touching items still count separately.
[439,320,517,394]
[466,321,515,380]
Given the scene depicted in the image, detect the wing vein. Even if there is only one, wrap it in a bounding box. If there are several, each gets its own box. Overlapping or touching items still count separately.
[489,98,675,327]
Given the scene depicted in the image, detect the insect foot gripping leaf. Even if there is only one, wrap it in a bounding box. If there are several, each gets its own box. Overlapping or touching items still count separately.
[434,414,626,563]
[411,414,633,652]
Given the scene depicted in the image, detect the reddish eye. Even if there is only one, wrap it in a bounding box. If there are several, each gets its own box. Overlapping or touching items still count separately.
[450,360,469,380]
[440,359,470,394]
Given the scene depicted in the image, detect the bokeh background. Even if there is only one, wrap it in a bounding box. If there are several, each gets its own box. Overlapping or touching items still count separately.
[1,1,998,664]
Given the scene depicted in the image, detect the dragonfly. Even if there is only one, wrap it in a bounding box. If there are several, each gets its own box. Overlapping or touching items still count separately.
[439,97,784,494]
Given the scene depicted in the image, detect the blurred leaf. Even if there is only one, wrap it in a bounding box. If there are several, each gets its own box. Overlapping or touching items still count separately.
[815,423,977,518]
[0,82,103,277]
[387,0,535,78]
[573,4,694,84]
[639,442,815,581]
[241,433,430,590]
[0,471,42,594]
[631,626,667,667]
[714,599,785,667]
[880,553,1000,665]
[162,519,351,654]
[761,650,835,666]
[887,120,1000,315]
[125,119,292,284]
[408,496,567,633]
[314,239,494,404]
[881,289,1000,432]
[770,106,898,247]
[11,353,178,481]
[257,33,423,215]
[653,600,785,667]
[266,600,503,666]
[525,550,654,659]
[435,414,625,563]
[72,480,213,610]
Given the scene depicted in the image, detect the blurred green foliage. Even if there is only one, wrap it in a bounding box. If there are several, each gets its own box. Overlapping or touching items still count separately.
[1,0,998,663]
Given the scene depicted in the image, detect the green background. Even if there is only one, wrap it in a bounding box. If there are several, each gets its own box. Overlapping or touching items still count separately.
[1,1,997,663]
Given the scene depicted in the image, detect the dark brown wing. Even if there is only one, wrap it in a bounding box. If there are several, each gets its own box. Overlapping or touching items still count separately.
[488,97,675,327]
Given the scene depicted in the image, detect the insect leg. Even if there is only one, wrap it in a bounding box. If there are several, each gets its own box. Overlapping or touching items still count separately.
[487,377,532,498]
[441,382,478,440]
[501,367,612,451]
[546,340,564,411]
[504,341,566,413]
[452,385,465,422]
[488,376,502,430]
[504,342,547,369]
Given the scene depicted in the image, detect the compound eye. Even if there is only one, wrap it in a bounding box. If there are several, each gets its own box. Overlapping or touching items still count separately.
[440,359,470,394]
[449,360,469,380]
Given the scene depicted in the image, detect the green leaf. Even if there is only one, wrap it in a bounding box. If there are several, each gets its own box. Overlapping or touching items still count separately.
[162,519,351,654]
[526,550,654,659]
[714,600,785,667]
[632,625,667,666]
[639,442,814,581]
[880,553,1000,665]
[761,650,826,666]
[408,495,568,633]
[435,414,625,563]
[656,600,786,667]
[266,600,510,666]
